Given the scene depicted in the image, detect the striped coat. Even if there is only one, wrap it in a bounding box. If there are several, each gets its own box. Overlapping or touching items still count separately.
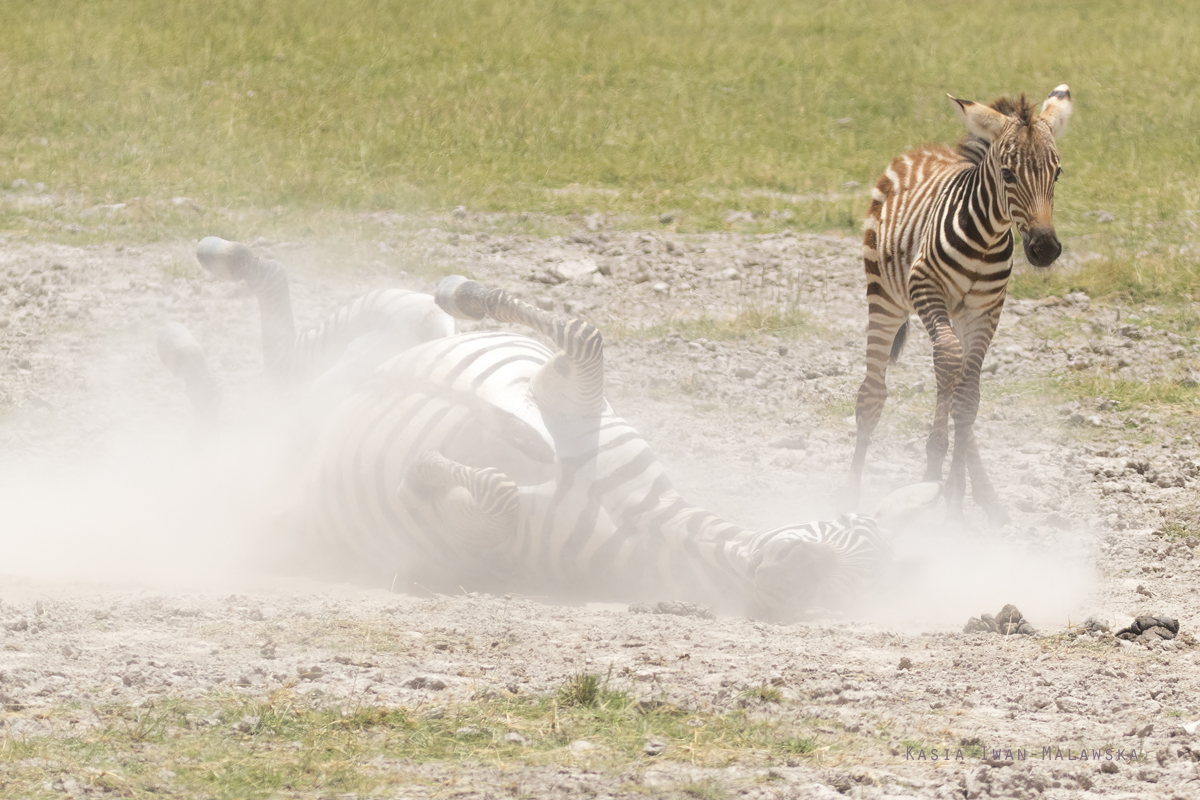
[848,86,1072,524]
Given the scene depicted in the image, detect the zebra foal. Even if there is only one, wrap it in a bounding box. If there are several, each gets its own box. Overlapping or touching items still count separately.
[161,240,939,619]
[848,85,1073,524]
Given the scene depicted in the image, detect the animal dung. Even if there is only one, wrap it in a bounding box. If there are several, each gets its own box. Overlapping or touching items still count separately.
[1115,615,1180,646]
[963,603,1036,636]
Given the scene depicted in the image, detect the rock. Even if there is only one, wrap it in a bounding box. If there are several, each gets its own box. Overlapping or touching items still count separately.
[897,657,912,670]
[659,210,680,224]
[1082,616,1110,633]
[233,675,251,687]
[733,366,759,379]
[628,601,714,620]
[643,739,667,756]
[770,435,807,450]
[504,731,529,746]
[1100,761,1118,774]
[454,725,482,737]
[568,739,594,751]
[298,666,324,681]
[452,205,467,218]
[549,258,599,283]
[232,715,260,733]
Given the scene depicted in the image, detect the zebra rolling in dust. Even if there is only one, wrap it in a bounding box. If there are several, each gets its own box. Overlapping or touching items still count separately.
[162,238,939,620]
[848,85,1073,525]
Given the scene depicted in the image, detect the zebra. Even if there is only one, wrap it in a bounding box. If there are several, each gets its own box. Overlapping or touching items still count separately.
[846,85,1073,525]
[161,239,940,619]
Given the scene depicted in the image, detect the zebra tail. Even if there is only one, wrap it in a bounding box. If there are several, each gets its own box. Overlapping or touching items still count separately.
[888,320,908,364]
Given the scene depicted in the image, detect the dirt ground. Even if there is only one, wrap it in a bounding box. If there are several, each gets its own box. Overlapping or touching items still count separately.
[4,213,1200,798]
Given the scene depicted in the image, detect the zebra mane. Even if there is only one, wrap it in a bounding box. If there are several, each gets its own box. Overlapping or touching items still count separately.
[955,93,1036,165]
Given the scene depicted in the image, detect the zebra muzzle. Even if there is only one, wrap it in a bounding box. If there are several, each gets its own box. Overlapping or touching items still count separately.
[1022,228,1062,269]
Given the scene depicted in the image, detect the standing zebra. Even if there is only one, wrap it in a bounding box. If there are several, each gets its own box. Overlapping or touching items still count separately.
[847,86,1072,525]
[160,241,940,618]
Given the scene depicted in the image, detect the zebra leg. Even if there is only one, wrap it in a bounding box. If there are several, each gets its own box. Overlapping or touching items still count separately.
[196,236,297,381]
[157,322,221,422]
[913,294,963,492]
[402,451,521,553]
[951,311,1009,525]
[846,312,907,508]
[435,276,604,416]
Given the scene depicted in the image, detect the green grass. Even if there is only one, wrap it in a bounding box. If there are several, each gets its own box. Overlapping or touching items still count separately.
[0,688,833,799]
[740,684,784,704]
[1052,372,1200,408]
[618,306,820,342]
[1,0,1199,304]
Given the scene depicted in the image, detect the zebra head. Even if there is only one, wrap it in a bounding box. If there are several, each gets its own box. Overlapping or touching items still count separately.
[949,84,1073,269]
[749,482,941,619]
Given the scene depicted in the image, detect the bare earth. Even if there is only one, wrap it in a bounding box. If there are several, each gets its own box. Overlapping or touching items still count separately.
[3,213,1200,798]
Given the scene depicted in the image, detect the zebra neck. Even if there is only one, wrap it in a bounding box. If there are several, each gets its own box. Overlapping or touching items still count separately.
[969,148,1014,245]
[639,495,761,585]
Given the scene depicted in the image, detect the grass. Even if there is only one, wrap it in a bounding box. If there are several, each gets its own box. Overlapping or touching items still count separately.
[740,684,784,704]
[0,683,834,799]
[0,0,1198,303]
[618,306,820,342]
[1051,372,1200,409]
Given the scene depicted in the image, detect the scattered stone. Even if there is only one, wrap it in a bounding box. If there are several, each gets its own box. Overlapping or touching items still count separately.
[259,642,277,659]
[963,604,1036,635]
[3,619,28,632]
[406,676,448,690]
[452,205,467,218]
[232,715,261,734]
[897,657,912,670]
[234,675,252,687]
[643,739,667,756]
[298,665,324,681]
[1081,616,1110,634]
[1100,761,1119,774]
[628,600,715,620]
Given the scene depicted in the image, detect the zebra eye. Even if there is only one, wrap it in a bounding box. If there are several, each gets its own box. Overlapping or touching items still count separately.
[1054,166,1063,182]
[1001,167,1017,184]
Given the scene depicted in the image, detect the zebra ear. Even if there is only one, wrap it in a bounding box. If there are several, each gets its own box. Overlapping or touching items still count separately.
[948,94,1009,142]
[1039,84,1072,138]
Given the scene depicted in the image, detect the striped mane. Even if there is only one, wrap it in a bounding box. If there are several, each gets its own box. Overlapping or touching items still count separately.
[956,93,1036,165]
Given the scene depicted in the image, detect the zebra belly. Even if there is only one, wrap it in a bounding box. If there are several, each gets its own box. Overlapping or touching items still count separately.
[299,332,562,585]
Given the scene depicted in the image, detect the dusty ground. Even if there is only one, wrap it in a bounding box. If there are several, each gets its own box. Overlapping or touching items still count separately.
[4,214,1200,798]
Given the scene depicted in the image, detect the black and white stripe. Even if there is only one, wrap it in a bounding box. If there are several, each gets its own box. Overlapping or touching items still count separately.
[163,243,938,618]
[848,85,1072,524]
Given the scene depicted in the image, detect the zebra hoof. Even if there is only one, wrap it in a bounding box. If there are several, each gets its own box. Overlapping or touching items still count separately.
[197,236,255,281]
[434,275,488,321]
[982,502,1012,528]
[156,322,206,377]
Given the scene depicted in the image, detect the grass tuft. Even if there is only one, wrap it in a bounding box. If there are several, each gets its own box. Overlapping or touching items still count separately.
[740,684,783,704]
